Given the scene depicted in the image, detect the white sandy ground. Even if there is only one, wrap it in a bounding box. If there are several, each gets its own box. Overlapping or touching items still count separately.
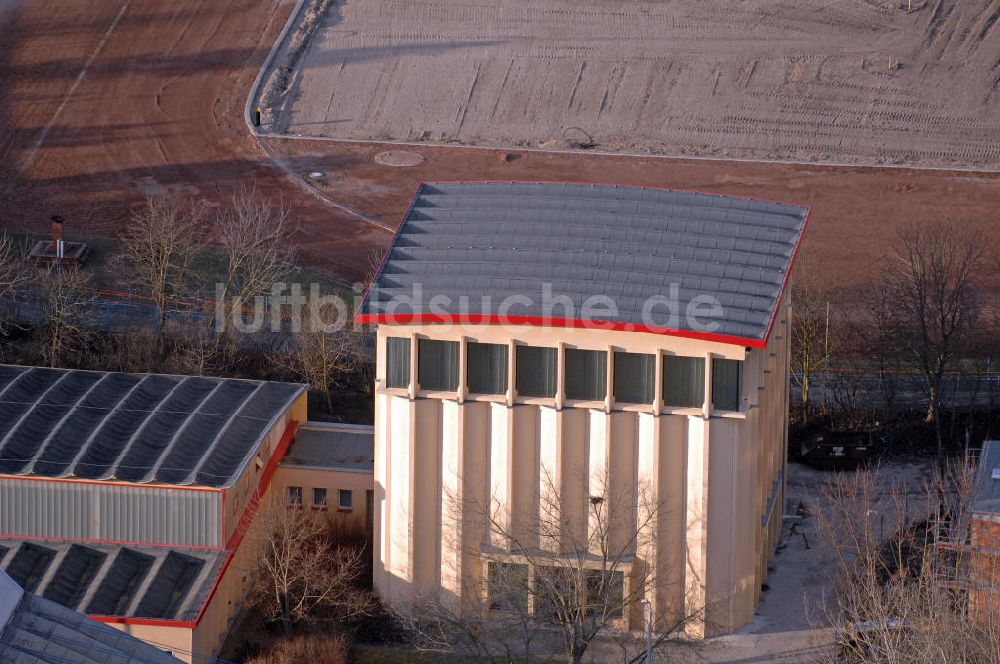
[270,0,1000,169]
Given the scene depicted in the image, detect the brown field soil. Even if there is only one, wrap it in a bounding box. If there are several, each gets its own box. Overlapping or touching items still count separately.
[0,0,997,297]
[272,0,1000,169]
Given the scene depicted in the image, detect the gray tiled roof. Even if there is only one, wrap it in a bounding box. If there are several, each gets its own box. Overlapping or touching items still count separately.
[0,570,182,663]
[0,540,226,624]
[280,422,374,472]
[360,182,808,343]
[0,365,305,488]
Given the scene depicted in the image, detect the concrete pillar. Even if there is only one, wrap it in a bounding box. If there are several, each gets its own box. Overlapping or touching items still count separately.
[440,401,488,611]
[511,406,540,548]
[385,395,415,606]
[538,408,587,552]
[684,414,710,638]
[607,411,636,557]
[373,392,390,595]
[412,399,441,595]
[489,402,513,548]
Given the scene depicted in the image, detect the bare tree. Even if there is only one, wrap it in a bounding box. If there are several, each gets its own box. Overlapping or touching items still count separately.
[814,463,1000,664]
[0,231,29,334]
[855,284,907,432]
[419,468,705,664]
[271,302,369,412]
[33,264,92,367]
[791,269,838,422]
[881,222,988,456]
[120,195,206,345]
[215,185,297,331]
[246,494,372,637]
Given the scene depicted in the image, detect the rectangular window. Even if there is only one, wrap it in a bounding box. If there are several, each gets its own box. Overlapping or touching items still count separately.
[585,569,625,618]
[385,337,410,389]
[516,345,558,398]
[564,349,607,401]
[467,342,508,395]
[312,488,328,510]
[339,489,353,510]
[712,358,742,412]
[613,352,655,404]
[488,561,529,612]
[534,566,573,621]
[418,339,459,391]
[662,356,705,408]
[287,486,303,508]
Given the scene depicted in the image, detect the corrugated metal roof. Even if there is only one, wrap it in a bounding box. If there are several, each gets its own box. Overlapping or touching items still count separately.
[359,182,808,344]
[280,422,374,472]
[0,478,224,548]
[0,365,305,488]
[0,570,182,663]
[0,540,225,624]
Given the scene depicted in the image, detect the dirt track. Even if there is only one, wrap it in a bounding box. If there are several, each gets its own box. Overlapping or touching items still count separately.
[0,0,388,281]
[0,0,997,295]
[273,0,1000,169]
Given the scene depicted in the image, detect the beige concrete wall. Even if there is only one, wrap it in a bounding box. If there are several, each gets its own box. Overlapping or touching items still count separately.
[372,315,791,637]
[107,623,193,663]
[273,466,373,524]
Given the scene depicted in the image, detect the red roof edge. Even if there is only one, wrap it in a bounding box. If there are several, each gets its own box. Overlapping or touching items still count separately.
[355,313,767,348]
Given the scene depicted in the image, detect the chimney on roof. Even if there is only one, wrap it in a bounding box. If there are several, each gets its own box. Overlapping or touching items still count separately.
[50,215,64,259]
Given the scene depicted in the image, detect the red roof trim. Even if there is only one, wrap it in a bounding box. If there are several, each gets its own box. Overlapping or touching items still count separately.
[91,616,195,629]
[355,313,767,348]
[191,419,300,628]
[0,533,221,551]
[0,474,222,492]
[762,205,811,344]
[355,181,810,348]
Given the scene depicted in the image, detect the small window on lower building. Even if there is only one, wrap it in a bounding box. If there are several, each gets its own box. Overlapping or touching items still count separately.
[712,358,742,412]
[488,561,529,612]
[339,489,353,510]
[385,337,410,389]
[585,569,625,618]
[287,486,303,508]
[313,488,328,510]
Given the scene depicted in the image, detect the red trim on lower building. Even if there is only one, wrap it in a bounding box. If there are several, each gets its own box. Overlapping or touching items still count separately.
[92,616,196,629]
[193,420,300,627]
[0,532,221,551]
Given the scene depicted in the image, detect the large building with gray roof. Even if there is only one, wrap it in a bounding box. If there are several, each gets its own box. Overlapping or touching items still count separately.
[0,365,310,663]
[358,182,807,638]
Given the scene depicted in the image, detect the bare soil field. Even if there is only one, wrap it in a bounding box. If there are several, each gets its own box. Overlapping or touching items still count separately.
[271,0,1000,169]
[0,0,997,298]
[0,0,387,281]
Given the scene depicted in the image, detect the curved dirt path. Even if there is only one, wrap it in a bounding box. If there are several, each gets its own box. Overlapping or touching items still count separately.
[0,0,388,283]
[0,0,997,296]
